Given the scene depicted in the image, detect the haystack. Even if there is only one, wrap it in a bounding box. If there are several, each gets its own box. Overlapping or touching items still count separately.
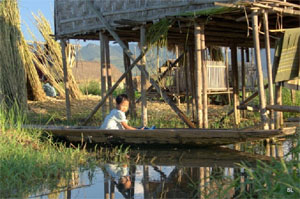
[0,0,28,110]
[30,12,82,99]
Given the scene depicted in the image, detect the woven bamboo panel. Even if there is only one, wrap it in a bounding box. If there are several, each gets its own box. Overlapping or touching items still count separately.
[55,0,229,38]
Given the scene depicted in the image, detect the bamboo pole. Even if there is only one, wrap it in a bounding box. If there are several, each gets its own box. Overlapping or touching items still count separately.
[175,44,180,105]
[86,2,195,128]
[123,41,137,118]
[190,46,196,123]
[252,9,269,130]
[195,22,203,128]
[225,47,231,105]
[263,10,275,130]
[61,39,71,122]
[140,25,148,127]
[241,47,246,118]
[100,32,107,119]
[201,24,208,128]
[104,35,113,111]
[220,84,269,122]
[136,51,186,103]
[186,49,191,115]
[231,45,240,126]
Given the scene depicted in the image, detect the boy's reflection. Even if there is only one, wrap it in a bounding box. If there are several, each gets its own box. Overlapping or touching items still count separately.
[103,163,132,198]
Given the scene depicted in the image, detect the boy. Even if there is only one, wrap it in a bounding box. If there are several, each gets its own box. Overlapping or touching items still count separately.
[100,94,138,130]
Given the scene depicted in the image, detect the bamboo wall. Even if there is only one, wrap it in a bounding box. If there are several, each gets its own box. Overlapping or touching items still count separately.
[55,0,230,38]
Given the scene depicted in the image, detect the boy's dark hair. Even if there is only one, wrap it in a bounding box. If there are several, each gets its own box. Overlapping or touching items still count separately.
[116,94,129,105]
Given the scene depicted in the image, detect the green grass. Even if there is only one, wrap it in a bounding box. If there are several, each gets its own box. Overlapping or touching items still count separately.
[0,103,94,198]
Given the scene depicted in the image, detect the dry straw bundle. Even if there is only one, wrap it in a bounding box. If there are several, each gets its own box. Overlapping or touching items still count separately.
[0,0,28,110]
[30,12,82,99]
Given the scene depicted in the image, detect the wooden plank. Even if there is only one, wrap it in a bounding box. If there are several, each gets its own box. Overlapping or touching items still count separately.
[100,32,107,119]
[194,22,203,128]
[87,1,195,128]
[267,105,300,113]
[263,10,275,129]
[231,45,240,125]
[252,9,269,130]
[25,125,296,146]
[61,39,71,122]
[140,25,148,126]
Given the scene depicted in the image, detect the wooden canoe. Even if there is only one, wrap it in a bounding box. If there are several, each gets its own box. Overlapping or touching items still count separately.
[25,125,296,147]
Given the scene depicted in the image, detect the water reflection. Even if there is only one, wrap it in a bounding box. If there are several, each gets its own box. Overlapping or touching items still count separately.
[31,139,295,199]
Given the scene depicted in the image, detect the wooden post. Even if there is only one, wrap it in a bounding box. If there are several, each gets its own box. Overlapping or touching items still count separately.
[194,22,203,128]
[252,9,269,130]
[140,25,148,127]
[175,45,180,105]
[231,45,240,126]
[275,83,283,128]
[104,35,113,111]
[86,2,195,127]
[263,10,275,129]
[100,32,107,120]
[123,41,137,118]
[190,46,196,122]
[201,24,208,128]
[185,49,191,115]
[241,47,246,118]
[83,50,148,125]
[225,47,231,105]
[61,39,71,122]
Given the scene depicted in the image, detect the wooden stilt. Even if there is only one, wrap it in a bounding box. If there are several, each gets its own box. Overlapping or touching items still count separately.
[185,49,191,115]
[195,22,203,128]
[104,35,113,111]
[140,25,148,127]
[263,10,275,129]
[291,90,296,104]
[225,47,231,105]
[123,41,136,118]
[87,2,195,127]
[275,83,283,128]
[175,45,180,105]
[190,46,196,123]
[201,24,208,128]
[231,45,240,126]
[100,32,107,120]
[61,39,71,122]
[241,47,246,118]
[252,9,269,130]
[83,51,148,125]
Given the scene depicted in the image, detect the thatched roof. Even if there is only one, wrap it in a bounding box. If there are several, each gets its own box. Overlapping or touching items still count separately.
[55,0,300,48]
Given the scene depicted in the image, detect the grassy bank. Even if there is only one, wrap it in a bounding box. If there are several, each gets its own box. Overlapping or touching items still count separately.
[0,105,94,198]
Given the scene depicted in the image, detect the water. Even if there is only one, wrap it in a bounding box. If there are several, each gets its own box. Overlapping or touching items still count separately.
[30,139,296,199]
